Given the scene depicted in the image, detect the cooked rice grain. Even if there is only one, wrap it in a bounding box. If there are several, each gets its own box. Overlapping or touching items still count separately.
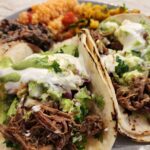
[19,0,78,24]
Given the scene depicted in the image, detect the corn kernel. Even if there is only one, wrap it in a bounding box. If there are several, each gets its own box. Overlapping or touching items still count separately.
[89,19,99,29]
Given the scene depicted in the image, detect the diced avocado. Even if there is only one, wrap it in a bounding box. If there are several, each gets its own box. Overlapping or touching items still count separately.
[122,70,143,84]
[75,87,91,103]
[74,87,91,123]
[12,56,49,70]
[115,28,130,37]
[28,82,45,98]
[50,60,62,73]
[100,21,119,34]
[124,56,143,71]
[7,99,18,117]
[41,93,49,102]
[113,72,125,85]
[143,47,150,61]
[47,88,62,101]
[0,57,13,68]
[60,98,74,113]
[92,95,105,110]
[74,105,88,123]
[52,45,79,57]
[0,72,21,82]
[0,101,7,124]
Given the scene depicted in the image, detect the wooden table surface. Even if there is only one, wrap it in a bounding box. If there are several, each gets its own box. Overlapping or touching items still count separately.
[0,0,149,20]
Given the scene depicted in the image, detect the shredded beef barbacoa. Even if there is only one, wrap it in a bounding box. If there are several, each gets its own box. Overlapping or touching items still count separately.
[113,76,150,112]
[0,19,53,50]
[0,104,103,150]
[106,35,123,50]
[90,30,123,54]
[90,30,109,54]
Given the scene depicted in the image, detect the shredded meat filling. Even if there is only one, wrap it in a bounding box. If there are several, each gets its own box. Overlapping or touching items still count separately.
[90,30,108,54]
[0,19,53,50]
[80,115,103,136]
[0,104,103,150]
[114,76,150,111]
[106,35,123,50]
[90,30,123,54]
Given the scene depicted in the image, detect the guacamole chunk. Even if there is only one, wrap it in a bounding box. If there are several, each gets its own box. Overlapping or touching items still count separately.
[52,45,79,57]
[0,72,21,82]
[7,99,18,117]
[122,70,143,84]
[60,98,74,113]
[0,57,13,68]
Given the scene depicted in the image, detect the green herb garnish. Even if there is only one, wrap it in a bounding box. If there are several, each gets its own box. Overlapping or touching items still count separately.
[4,140,20,149]
[50,60,62,73]
[115,56,129,77]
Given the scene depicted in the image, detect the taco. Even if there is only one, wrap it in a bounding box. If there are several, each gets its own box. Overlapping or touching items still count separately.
[81,14,150,142]
[0,36,117,150]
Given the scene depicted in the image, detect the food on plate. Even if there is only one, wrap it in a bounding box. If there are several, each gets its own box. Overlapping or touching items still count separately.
[76,2,140,20]
[18,0,78,39]
[81,14,150,142]
[0,19,53,51]
[0,41,41,63]
[0,36,117,150]
[18,0,140,41]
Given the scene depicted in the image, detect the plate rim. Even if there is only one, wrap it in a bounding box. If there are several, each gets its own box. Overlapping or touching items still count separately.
[6,0,118,20]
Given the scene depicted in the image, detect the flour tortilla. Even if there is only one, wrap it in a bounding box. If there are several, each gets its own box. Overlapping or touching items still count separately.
[81,13,150,142]
[0,36,117,150]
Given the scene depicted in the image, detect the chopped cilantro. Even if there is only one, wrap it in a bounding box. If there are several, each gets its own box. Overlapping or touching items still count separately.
[131,50,141,57]
[74,87,91,123]
[74,105,89,123]
[12,56,50,70]
[75,87,91,102]
[60,98,74,113]
[115,56,129,77]
[4,140,20,149]
[94,132,103,142]
[69,19,89,29]
[50,60,62,73]
[0,57,13,68]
